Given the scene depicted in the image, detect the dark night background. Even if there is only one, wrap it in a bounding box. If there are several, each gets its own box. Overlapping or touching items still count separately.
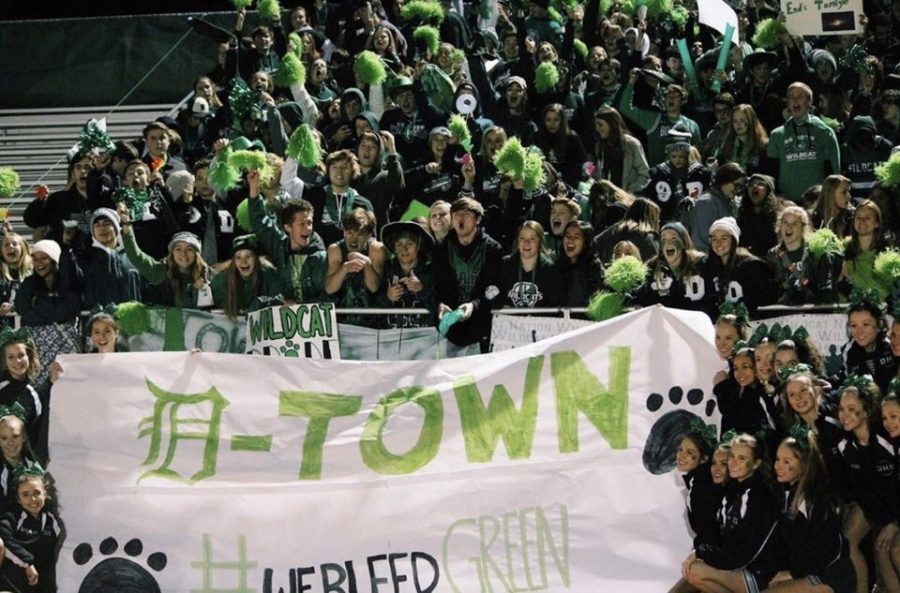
[2,1,229,21]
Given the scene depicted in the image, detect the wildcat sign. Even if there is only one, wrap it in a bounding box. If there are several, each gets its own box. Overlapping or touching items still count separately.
[51,306,720,592]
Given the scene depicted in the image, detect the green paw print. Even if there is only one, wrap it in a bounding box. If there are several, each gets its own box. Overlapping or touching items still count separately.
[279,340,301,357]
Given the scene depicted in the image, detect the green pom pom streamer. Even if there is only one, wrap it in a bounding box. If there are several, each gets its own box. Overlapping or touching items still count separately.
[286,124,323,168]
[236,199,253,233]
[401,0,445,24]
[355,50,387,86]
[450,48,466,65]
[231,0,254,10]
[493,137,527,180]
[875,152,900,188]
[413,25,441,56]
[587,291,625,321]
[448,114,472,153]
[0,168,20,199]
[274,52,306,87]
[548,7,564,22]
[523,151,545,192]
[599,0,613,15]
[258,0,282,21]
[534,62,559,94]
[752,18,787,50]
[875,249,900,283]
[644,0,672,18]
[806,228,844,259]
[229,150,275,185]
[288,32,304,58]
[78,126,115,156]
[574,39,588,58]
[209,147,241,193]
[229,78,259,124]
[603,255,648,294]
[669,6,689,29]
[112,187,150,222]
[116,301,150,336]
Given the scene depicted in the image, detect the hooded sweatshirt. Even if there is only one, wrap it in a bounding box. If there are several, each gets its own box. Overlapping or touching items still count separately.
[766,114,840,202]
[841,115,894,198]
[351,132,404,229]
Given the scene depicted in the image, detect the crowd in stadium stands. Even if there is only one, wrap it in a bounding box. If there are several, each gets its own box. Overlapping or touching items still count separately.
[0,0,898,589]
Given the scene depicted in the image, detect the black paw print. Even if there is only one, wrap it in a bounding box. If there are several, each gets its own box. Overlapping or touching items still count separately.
[74,536,167,592]
[642,386,716,475]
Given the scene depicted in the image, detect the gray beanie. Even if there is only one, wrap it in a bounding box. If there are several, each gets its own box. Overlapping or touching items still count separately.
[90,207,121,237]
[166,170,195,201]
[167,231,202,254]
[810,49,837,73]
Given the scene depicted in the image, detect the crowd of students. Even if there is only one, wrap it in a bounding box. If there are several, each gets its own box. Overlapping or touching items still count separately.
[0,0,898,588]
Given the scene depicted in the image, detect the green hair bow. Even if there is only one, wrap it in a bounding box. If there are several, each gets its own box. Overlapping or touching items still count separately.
[889,377,900,396]
[13,462,45,482]
[0,402,27,422]
[0,327,32,350]
[841,374,874,397]
[776,362,813,384]
[848,286,886,315]
[90,303,119,318]
[688,417,718,454]
[788,422,811,450]
[719,429,738,446]
[718,301,749,326]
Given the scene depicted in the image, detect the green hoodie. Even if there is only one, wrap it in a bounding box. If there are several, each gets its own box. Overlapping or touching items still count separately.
[766,114,840,202]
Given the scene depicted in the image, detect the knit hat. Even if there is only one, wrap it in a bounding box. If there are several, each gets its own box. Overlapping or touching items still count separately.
[191,97,211,119]
[747,173,775,196]
[708,217,740,242]
[231,234,260,256]
[665,125,693,153]
[166,170,195,201]
[168,232,202,254]
[661,221,689,236]
[507,76,528,90]
[810,49,837,73]
[32,240,61,265]
[90,207,121,236]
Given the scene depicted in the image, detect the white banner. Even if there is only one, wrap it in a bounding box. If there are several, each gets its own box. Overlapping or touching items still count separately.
[490,314,594,352]
[750,312,847,377]
[698,0,740,42]
[51,306,721,592]
[782,0,863,36]
[245,303,341,359]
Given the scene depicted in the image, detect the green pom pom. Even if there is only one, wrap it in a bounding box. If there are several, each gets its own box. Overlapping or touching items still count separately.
[231,0,253,9]
[534,62,559,94]
[752,18,787,50]
[875,249,900,283]
[78,124,115,156]
[448,114,472,153]
[645,0,672,18]
[599,0,613,15]
[274,52,306,87]
[619,0,635,14]
[229,78,259,123]
[286,124,323,168]
[574,39,588,58]
[0,168,20,199]
[839,43,871,78]
[450,48,465,65]
[807,228,844,259]
[355,50,387,86]
[258,0,282,20]
[669,6,689,29]
[413,25,441,56]
[523,150,546,192]
[603,255,648,294]
[288,32,304,58]
[493,137,527,180]
[875,152,900,188]
[548,7,564,22]
[401,0,445,24]
[236,199,252,233]
[209,148,241,193]
[116,301,150,336]
[587,292,625,321]
[229,150,274,185]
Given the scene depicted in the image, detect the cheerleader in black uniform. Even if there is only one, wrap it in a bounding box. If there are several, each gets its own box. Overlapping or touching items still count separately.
[841,293,894,396]
[0,465,61,592]
[837,376,893,593]
[714,346,780,440]
[683,433,780,593]
[670,424,727,593]
[875,394,900,593]
[768,427,856,592]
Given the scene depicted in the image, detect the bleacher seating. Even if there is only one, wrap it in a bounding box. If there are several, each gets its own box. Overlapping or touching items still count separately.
[0,104,173,236]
